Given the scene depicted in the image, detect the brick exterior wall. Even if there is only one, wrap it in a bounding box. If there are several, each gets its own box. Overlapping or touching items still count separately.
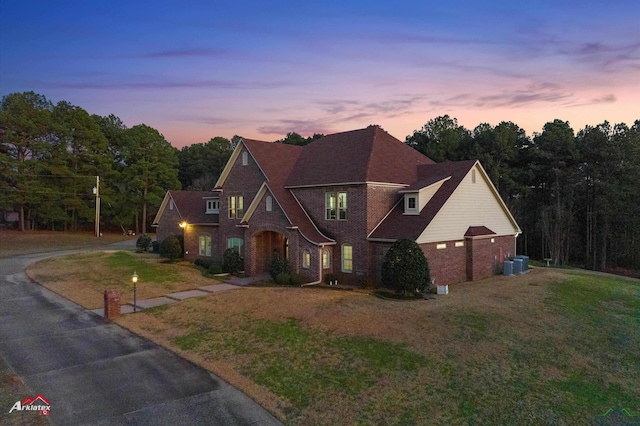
[366,184,402,233]
[421,240,468,285]
[183,225,221,262]
[155,201,183,243]
[245,190,301,277]
[216,147,266,262]
[419,234,516,285]
[292,185,367,284]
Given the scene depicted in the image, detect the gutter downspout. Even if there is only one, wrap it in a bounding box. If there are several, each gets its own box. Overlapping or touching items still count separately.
[301,248,323,287]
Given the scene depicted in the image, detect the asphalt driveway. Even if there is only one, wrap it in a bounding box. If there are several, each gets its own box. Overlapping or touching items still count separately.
[0,248,281,425]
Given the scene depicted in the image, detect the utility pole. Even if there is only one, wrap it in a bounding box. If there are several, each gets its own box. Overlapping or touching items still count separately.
[94,176,100,237]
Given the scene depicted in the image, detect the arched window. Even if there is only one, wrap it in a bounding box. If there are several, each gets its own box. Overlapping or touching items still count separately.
[242,151,248,166]
[342,244,353,273]
[322,249,331,269]
[302,249,311,268]
[266,195,273,211]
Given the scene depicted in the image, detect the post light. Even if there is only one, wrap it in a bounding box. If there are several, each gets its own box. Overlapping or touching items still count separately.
[132,271,138,312]
[93,176,100,238]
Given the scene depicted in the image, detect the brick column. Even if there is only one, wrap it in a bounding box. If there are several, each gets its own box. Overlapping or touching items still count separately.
[103,289,121,319]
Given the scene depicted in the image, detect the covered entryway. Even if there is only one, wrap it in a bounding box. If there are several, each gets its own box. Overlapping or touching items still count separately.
[252,230,288,275]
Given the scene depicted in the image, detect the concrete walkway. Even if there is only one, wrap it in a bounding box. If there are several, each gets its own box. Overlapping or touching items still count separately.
[0,248,282,426]
[91,283,243,317]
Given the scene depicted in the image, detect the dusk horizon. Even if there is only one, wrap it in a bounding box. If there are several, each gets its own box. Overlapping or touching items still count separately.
[1,0,638,148]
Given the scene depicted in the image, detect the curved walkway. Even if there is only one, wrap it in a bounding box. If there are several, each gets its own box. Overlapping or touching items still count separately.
[0,245,281,425]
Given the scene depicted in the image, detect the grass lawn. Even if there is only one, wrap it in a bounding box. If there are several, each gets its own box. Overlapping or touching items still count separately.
[18,247,640,425]
[26,251,222,309]
[0,229,132,258]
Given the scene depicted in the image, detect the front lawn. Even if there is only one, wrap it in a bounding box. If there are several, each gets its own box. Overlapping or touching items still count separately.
[26,251,221,309]
[26,251,640,425]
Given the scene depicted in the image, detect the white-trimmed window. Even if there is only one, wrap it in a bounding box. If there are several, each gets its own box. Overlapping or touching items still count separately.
[405,194,418,214]
[228,195,244,219]
[266,195,273,212]
[342,244,353,273]
[227,237,243,254]
[436,243,447,250]
[326,191,347,220]
[302,249,311,268]
[199,236,211,257]
[206,199,220,214]
[455,241,465,248]
[242,151,248,166]
[322,249,331,269]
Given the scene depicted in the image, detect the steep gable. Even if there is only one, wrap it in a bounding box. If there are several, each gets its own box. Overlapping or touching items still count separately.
[153,190,220,226]
[221,138,334,245]
[369,161,520,242]
[416,162,520,243]
[286,126,434,187]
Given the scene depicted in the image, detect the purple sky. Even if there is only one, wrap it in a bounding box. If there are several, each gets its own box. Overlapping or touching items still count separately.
[1,1,638,148]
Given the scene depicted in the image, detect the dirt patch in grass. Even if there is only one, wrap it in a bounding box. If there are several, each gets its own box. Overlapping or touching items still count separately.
[26,251,221,308]
[0,230,133,258]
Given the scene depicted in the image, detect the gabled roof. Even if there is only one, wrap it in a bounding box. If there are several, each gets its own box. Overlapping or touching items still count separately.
[368,161,477,240]
[153,190,219,226]
[286,126,434,187]
[237,139,335,245]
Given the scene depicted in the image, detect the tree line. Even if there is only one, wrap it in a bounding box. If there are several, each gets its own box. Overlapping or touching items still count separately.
[406,115,640,272]
[0,92,185,234]
[2,92,638,272]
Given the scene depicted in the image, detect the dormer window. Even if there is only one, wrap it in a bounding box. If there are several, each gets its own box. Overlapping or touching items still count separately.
[404,194,419,215]
[206,198,220,214]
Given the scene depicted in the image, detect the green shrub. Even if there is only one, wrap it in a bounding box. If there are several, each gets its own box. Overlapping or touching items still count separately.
[269,253,290,280]
[276,272,291,285]
[223,248,243,274]
[136,234,152,252]
[382,239,431,296]
[289,273,304,286]
[194,258,214,269]
[209,264,223,274]
[159,235,183,262]
[175,234,185,254]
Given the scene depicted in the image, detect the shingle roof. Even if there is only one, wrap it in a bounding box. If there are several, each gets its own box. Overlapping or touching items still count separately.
[465,226,496,237]
[368,160,477,240]
[242,139,334,245]
[286,126,434,187]
[169,190,219,225]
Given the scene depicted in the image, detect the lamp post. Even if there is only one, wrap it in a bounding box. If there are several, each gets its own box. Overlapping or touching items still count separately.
[93,176,100,238]
[132,271,138,312]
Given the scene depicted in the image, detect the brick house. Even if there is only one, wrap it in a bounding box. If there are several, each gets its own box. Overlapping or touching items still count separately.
[153,126,521,285]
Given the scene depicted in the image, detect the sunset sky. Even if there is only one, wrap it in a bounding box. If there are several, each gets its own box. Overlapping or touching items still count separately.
[1,1,638,148]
